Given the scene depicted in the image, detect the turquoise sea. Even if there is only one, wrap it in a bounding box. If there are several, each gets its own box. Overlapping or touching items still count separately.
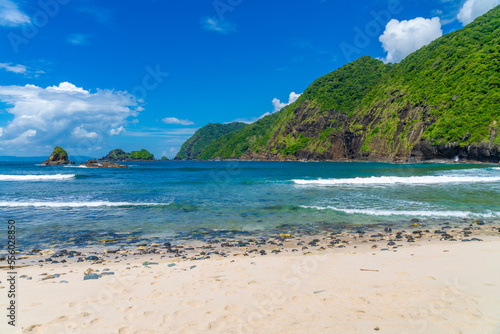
[1,161,500,250]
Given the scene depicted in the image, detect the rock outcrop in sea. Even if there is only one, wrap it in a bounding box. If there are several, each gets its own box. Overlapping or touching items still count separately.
[80,160,128,168]
[41,147,75,165]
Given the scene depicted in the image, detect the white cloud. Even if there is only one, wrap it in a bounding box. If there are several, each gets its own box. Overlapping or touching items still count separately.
[0,0,30,27]
[72,125,99,139]
[457,0,499,25]
[201,17,236,34]
[0,82,140,155]
[233,92,302,124]
[109,126,125,136]
[67,33,91,45]
[379,17,443,63]
[0,62,27,74]
[272,92,301,112]
[161,117,194,126]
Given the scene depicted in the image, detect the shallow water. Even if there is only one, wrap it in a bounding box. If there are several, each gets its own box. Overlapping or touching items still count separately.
[1,160,499,249]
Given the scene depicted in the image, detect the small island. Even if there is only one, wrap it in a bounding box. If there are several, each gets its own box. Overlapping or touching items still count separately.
[98,148,155,161]
[41,146,75,165]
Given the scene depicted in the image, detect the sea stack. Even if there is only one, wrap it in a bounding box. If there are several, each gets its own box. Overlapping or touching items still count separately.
[41,146,75,165]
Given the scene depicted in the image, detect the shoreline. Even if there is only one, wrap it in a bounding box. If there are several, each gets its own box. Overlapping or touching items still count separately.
[1,227,500,333]
[5,219,500,265]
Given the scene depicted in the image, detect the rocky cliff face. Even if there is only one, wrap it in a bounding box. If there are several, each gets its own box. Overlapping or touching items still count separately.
[179,7,500,163]
[41,147,75,165]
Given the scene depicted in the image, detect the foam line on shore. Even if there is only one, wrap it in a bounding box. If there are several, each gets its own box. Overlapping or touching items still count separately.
[0,174,76,181]
[293,175,500,186]
[300,205,498,218]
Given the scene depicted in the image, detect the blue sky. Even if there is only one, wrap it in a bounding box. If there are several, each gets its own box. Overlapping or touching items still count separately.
[0,0,498,158]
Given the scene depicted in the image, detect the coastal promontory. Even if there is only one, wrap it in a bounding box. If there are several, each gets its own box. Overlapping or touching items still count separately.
[41,146,75,165]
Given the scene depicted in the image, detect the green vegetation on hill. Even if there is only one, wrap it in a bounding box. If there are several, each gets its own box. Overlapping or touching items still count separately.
[130,149,154,160]
[175,122,247,159]
[107,149,128,160]
[103,148,155,161]
[196,56,393,159]
[299,56,393,113]
[179,6,500,162]
[352,7,500,149]
[52,146,69,160]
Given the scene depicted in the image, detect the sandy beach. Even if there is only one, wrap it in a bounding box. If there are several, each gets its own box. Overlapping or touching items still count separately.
[1,224,500,334]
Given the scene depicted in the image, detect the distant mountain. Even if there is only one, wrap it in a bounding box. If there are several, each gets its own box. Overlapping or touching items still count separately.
[99,148,155,161]
[178,6,500,162]
[174,122,247,160]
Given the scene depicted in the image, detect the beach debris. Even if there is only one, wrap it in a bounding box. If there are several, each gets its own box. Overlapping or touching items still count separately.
[142,261,159,266]
[279,233,292,238]
[100,272,115,276]
[83,273,99,280]
[167,263,176,267]
[40,249,55,256]
[360,269,379,272]
[313,290,326,294]
[59,280,69,284]
[84,268,94,275]
[85,256,99,261]
[42,275,56,280]
[98,239,117,243]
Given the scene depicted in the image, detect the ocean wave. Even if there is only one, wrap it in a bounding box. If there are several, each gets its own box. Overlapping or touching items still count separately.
[0,201,173,208]
[300,205,498,218]
[293,175,500,186]
[0,174,76,181]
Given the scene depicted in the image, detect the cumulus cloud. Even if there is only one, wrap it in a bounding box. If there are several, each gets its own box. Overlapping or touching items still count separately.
[0,62,27,74]
[0,82,140,155]
[457,0,499,25]
[72,125,99,139]
[201,17,236,34]
[109,126,125,136]
[161,117,194,126]
[0,0,30,27]
[272,92,301,112]
[233,92,303,124]
[379,17,443,63]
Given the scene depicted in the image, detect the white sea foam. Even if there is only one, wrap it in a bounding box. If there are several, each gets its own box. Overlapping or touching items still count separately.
[300,205,498,218]
[0,201,172,208]
[293,175,500,186]
[0,174,76,181]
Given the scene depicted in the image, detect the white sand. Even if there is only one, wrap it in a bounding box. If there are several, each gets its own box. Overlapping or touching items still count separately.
[1,239,500,334]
